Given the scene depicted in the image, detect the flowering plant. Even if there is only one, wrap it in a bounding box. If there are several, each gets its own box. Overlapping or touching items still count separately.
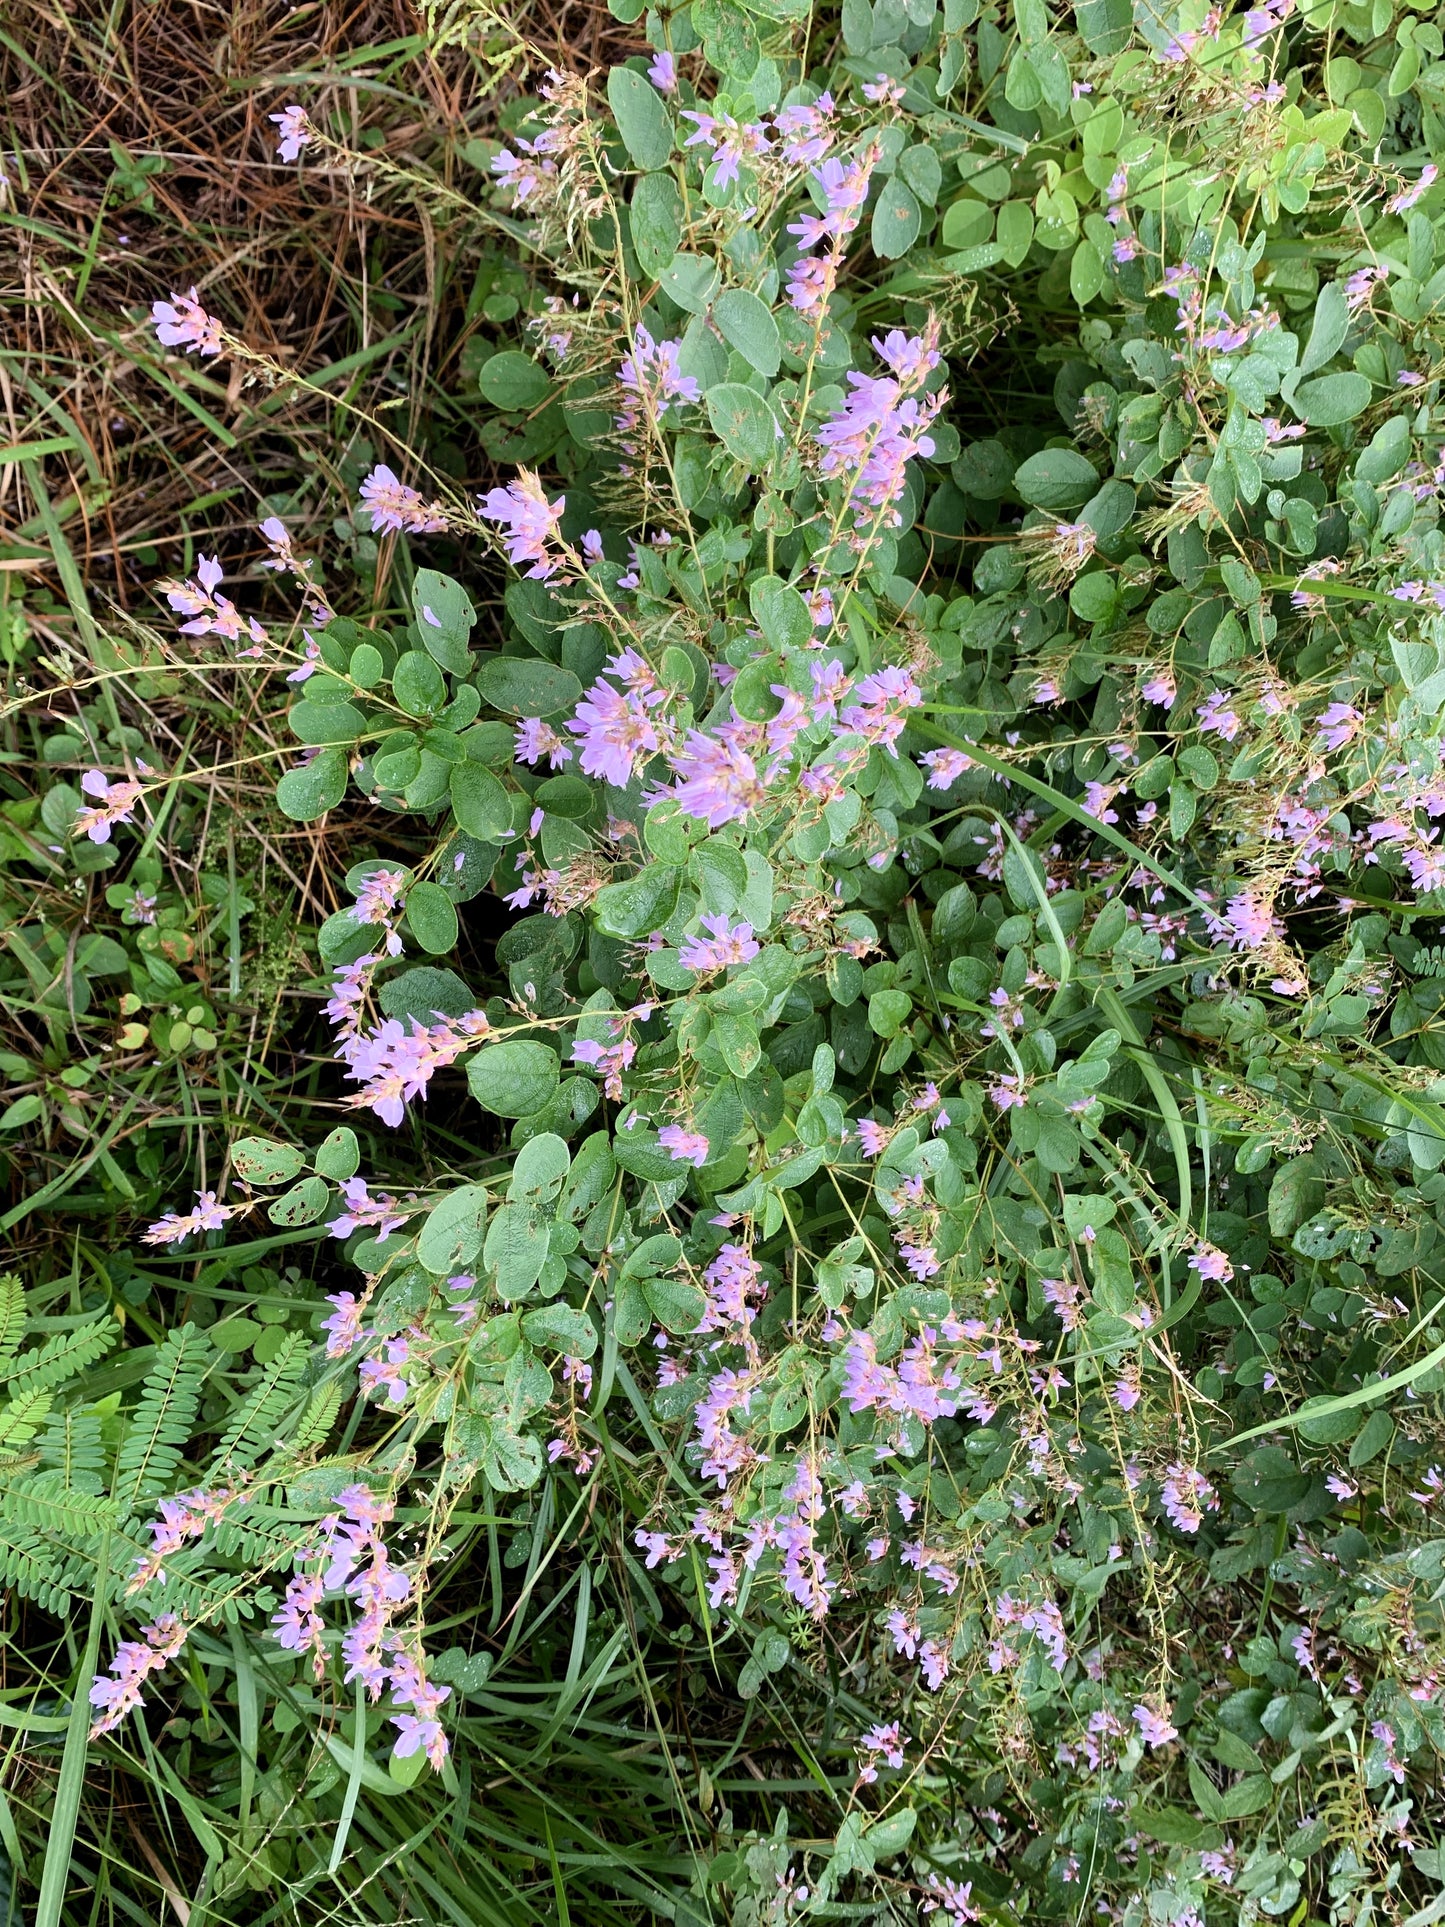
[27,0,1445,1915]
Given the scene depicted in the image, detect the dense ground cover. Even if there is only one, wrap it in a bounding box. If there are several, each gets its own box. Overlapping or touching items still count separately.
[6,0,1445,1920]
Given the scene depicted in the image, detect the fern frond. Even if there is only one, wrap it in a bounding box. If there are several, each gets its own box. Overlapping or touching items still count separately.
[207,1332,308,1475]
[0,1275,27,1372]
[287,1381,344,1457]
[0,1388,53,1449]
[0,1530,85,1615]
[114,1324,209,1517]
[211,1506,314,1570]
[0,1471,117,1546]
[8,1315,118,1400]
[38,1407,106,1485]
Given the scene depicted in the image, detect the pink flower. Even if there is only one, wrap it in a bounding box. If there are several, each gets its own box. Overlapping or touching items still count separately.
[270,103,312,163]
[1160,1462,1217,1532]
[1188,1241,1234,1282]
[919,747,972,789]
[359,465,448,537]
[678,915,760,972]
[76,768,143,843]
[1387,164,1437,214]
[143,1189,241,1246]
[1132,1701,1178,1748]
[150,287,225,357]
[659,1124,709,1167]
[479,472,565,579]
[515,717,572,768]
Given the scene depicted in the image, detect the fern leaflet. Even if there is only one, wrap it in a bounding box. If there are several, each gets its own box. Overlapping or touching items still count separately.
[208,1332,308,1474]
[113,1323,209,1517]
[8,1315,118,1402]
[0,1388,53,1449]
[290,1381,343,1456]
[0,1275,26,1372]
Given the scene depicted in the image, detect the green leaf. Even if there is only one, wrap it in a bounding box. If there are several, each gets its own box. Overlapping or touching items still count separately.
[642,1273,706,1333]
[277,747,348,820]
[607,65,673,170]
[713,288,781,377]
[268,1175,331,1226]
[483,1202,551,1298]
[231,1137,306,1186]
[594,864,683,937]
[659,252,720,314]
[521,1302,597,1356]
[630,171,683,277]
[313,1126,360,1180]
[872,177,921,259]
[898,146,941,206]
[380,966,477,1023]
[468,1041,560,1117]
[485,1422,544,1490]
[996,198,1034,265]
[868,989,911,1037]
[1074,0,1130,53]
[412,570,476,673]
[418,1185,489,1274]
[749,575,812,649]
[450,762,512,840]
[478,350,552,411]
[508,1132,572,1204]
[406,881,459,955]
[392,651,446,718]
[1013,447,1100,510]
[1291,371,1372,425]
[474,655,581,717]
[1297,280,1349,376]
[289,699,366,745]
[706,383,780,469]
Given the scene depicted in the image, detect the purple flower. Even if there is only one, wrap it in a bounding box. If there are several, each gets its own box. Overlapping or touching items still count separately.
[668,725,766,826]
[1344,263,1387,311]
[76,768,143,843]
[774,94,834,165]
[617,325,699,429]
[143,1189,238,1246]
[322,1291,364,1357]
[478,472,565,579]
[492,143,556,207]
[1196,689,1241,742]
[1387,164,1437,216]
[515,717,572,768]
[270,103,312,163]
[647,49,676,92]
[359,465,448,537]
[89,1615,190,1737]
[569,667,668,787]
[1132,1701,1179,1748]
[1160,1462,1217,1532]
[816,328,944,529]
[150,287,226,357]
[680,111,770,188]
[1188,1241,1233,1282]
[678,914,761,972]
[570,1035,636,1099]
[659,1124,709,1166]
[1316,701,1362,751]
